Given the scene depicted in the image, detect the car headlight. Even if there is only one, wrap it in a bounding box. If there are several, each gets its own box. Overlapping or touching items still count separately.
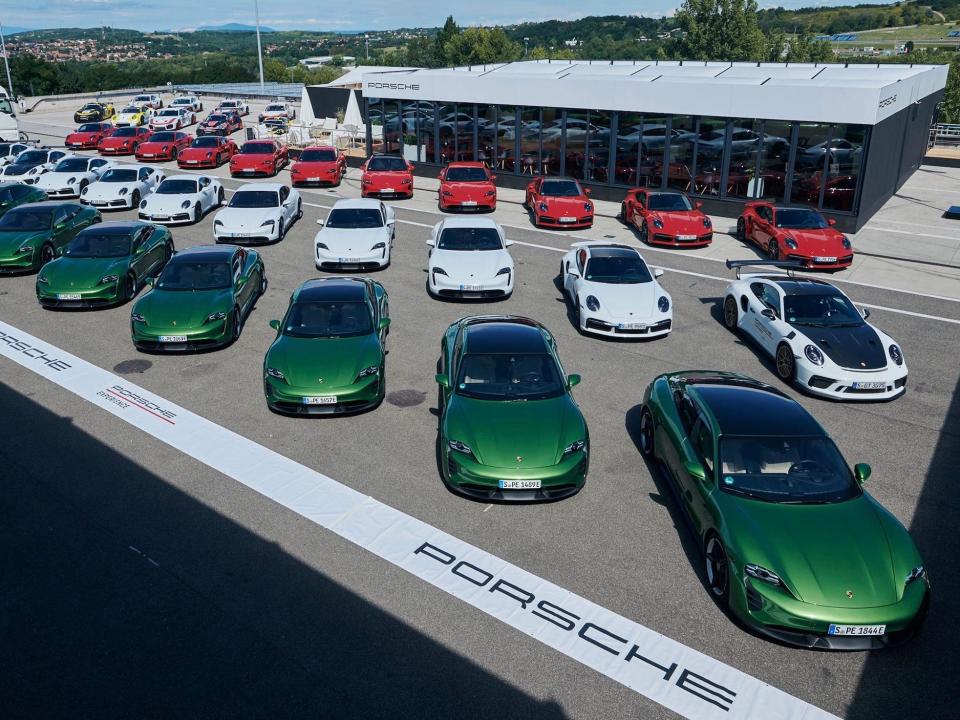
[119,187,129,195]
[842,235,852,250]
[485,190,495,197]
[81,186,88,195]
[584,202,593,212]
[442,190,453,197]
[260,219,275,228]
[585,295,600,312]
[214,219,223,227]
[432,267,448,276]
[496,267,511,276]
[181,200,191,209]
[131,312,146,322]
[804,344,824,366]
[162,145,168,151]
[658,295,670,313]
[206,152,213,158]
[206,311,227,322]
[371,242,386,250]
[905,565,927,586]
[140,200,148,210]
[888,344,904,366]
[703,217,712,228]
[265,367,286,381]
[784,237,798,250]
[401,177,413,185]
[316,242,328,251]
[563,439,586,456]
[744,563,782,587]
[652,217,663,229]
[37,275,48,284]
[448,439,473,456]
[356,365,380,380]
[67,177,77,185]
[538,202,548,212]
[16,245,33,254]
[99,275,119,284]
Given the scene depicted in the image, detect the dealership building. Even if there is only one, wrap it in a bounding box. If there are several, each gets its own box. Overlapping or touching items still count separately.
[355,60,948,230]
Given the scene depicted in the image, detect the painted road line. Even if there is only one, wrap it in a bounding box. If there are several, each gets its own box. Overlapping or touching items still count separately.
[0,319,837,720]
[862,225,960,243]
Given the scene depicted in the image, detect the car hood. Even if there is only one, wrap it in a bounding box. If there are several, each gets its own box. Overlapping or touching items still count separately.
[650,210,707,234]
[180,147,216,159]
[719,493,901,608]
[442,181,494,199]
[0,229,49,253]
[794,322,887,370]
[443,393,584,468]
[144,193,199,213]
[216,206,278,229]
[135,288,234,328]
[138,141,171,152]
[36,171,87,188]
[316,226,390,252]
[781,228,846,254]
[232,154,272,165]
[41,256,129,289]
[293,161,337,173]
[365,170,409,181]
[3,162,40,175]
[100,137,133,147]
[580,279,662,320]
[430,248,511,282]
[67,132,98,141]
[539,196,589,212]
[266,333,382,389]
[85,182,135,200]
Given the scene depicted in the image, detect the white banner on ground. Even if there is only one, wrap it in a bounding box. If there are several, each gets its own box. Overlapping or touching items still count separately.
[0,319,838,720]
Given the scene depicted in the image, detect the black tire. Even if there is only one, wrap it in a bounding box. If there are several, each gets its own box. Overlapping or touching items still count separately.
[277,218,285,241]
[130,190,140,209]
[39,243,56,267]
[723,296,739,331]
[194,202,202,223]
[259,271,268,296]
[78,179,88,195]
[776,343,796,383]
[217,187,225,205]
[231,307,242,343]
[736,217,746,242]
[640,221,650,245]
[574,295,582,332]
[638,407,655,458]
[768,239,780,260]
[170,147,178,160]
[296,199,303,220]
[124,273,137,302]
[705,534,730,605]
[163,242,173,264]
[619,202,627,223]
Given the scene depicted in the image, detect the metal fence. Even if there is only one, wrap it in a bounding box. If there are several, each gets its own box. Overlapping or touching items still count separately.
[929,123,960,147]
[175,82,304,101]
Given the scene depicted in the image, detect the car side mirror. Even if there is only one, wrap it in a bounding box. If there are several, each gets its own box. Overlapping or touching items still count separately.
[426,239,435,247]
[379,317,391,330]
[435,372,450,388]
[567,267,580,278]
[827,218,836,226]
[269,319,281,330]
[316,219,324,226]
[684,460,708,483]
[57,246,65,256]
[437,173,444,180]
[861,307,870,319]
[584,188,591,195]
[567,373,581,389]
[760,308,776,320]
[144,276,154,287]
[408,163,415,171]
[654,268,664,278]
[505,240,514,247]
[694,201,703,209]
[490,175,497,181]
[854,463,871,483]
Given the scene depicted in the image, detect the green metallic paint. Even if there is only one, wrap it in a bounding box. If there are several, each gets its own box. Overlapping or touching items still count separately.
[0,183,47,219]
[0,202,100,273]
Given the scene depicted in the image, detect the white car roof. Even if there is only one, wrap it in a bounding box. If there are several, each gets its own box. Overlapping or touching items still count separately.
[438,216,499,229]
[160,174,201,183]
[331,198,382,210]
[236,182,284,193]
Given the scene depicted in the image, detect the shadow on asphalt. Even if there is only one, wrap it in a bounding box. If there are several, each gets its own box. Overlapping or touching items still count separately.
[0,382,568,719]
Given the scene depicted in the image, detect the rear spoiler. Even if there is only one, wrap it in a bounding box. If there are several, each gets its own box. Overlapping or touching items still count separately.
[725,259,805,280]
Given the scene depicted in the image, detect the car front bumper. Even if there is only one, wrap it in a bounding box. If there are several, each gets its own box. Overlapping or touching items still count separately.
[428,271,512,299]
[264,373,383,415]
[132,319,231,351]
[216,227,279,244]
[442,447,588,501]
[796,362,907,401]
[315,246,389,271]
[99,146,136,155]
[40,186,81,198]
[38,281,122,308]
[179,157,220,168]
[581,310,672,339]
[649,230,713,248]
[440,195,496,211]
[0,250,39,273]
[137,151,176,161]
[84,197,132,209]
[139,211,193,225]
[230,165,277,177]
[784,252,854,271]
[536,213,593,229]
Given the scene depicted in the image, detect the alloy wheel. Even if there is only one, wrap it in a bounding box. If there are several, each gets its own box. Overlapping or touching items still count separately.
[705,536,729,601]
[776,344,796,381]
[736,217,745,242]
[39,244,55,267]
[639,409,655,457]
[768,240,779,260]
[723,296,739,330]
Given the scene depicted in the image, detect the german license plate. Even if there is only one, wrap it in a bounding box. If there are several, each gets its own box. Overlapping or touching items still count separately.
[559,217,576,223]
[186,160,198,164]
[677,234,696,240]
[499,479,541,489]
[159,335,187,342]
[462,284,483,292]
[303,396,337,405]
[619,322,647,330]
[853,381,886,390]
[143,153,154,158]
[57,293,81,300]
[828,624,885,636]
[243,168,255,173]
[815,256,837,263]
[381,188,395,194]
[339,258,361,264]
[462,201,477,207]
[154,215,169,221]
[308,177,319,182]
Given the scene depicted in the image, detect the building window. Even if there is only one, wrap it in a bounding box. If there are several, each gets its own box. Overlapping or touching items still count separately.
[497,106,516,172]
[417,101,437,163]
[519,107,541,175]
[478,105,497,167]
[367,98,384,154]
[666,115,696,192]
[382,100,402,155]
[565,109,590,181]
[451,103,475,162]
[639,115,669,188]
[791,122,832,206]
[757,119,793,203]
[437,103,455,164]
[541,108,561,175]
[614,112,642,186]
[821,124,867,212]
[590,110,614,184]
[693,116,728,196]
[727,119,764,199]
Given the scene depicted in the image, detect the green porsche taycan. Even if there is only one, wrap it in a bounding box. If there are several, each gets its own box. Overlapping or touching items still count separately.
[639,370,928,649]
[131,244,266,352]
[37,221,173,308]
[436,315,588,501]
[263,277,390,415]
[0,200,100,274]
[0,182,47,220]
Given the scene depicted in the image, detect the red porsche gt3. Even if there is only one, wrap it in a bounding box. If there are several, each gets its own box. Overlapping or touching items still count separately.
[290,145,346,186]
[737,201,853,271]
[65,122,115,150]
[360,154,415,198]
[178,135,238,168]
[524,177,593,229]
[621,188,712,248]
[134,131,192,162]
[438,162,497,212]
[98,126,153,156]
[229,139,288,177]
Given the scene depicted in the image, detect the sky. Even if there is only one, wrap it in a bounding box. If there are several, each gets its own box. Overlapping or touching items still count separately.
[2,0,868,33]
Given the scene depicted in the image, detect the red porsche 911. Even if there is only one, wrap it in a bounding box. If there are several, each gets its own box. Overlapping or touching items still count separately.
[229,139,289,177]
[290,145,346,187]
[737,201,853,271]
[66,122,115,150]
[178,135,238,169]
[524,177,593,229]
[360,154,415,198]
[98,126,153,156]
[438,162,497,212]
[621,188,712,248]
[134,131,192,162]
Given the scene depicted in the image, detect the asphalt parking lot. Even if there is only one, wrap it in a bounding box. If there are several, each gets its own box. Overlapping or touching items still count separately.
[1,97,959,719]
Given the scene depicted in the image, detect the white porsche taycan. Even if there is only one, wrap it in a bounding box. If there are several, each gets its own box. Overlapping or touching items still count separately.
[34,155,111,198]
[314,198,395,270]
[139,174,225,225]
[213,182,302,244]
[426,217,514,299]
[80,164,164,210]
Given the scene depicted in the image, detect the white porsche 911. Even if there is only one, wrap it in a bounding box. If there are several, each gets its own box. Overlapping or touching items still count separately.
[722,260,907,400]
[426,217,514,299]
[149,108,194,131]
[314,198,395,270]
[34,155,110,198]
[213,182,302,244]
[216,99,249,116]
[81,164,164,210]
[114,105,153,127]
[139,174,225,225]
[560,242,672,338]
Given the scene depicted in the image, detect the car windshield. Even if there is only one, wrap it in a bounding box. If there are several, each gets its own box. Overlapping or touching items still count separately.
[80,104,100,111]
[16,151,46,164]
[265,105,285,112]
[455,352,565,401]
[158,109,180,117]
[325,208,383,229]
[157,260,231,290]
[648,193,693,212]
[65,231,131,258]
[100,169,138,182]
[135,96,152,102]
[240,143,274,154]
[121,107,139,114]
[540,180,581,197]
[300,149,337,162]
[784,292,864,328]
[220,101,239,108]
[585,253,653,284]
[206,114,227,123]
[445,167,488,182]
[719,436,861,504]
[283,300,373,338]
[54,158,90,172]
[173,99,192,105]
[150,132,177,142]
[192,137,221,147]
[367,156,407,172]
[112,128,137,137]
[229,190,278,208]
[775,208,828,229]
[77,124,101,132]
[437,227,502,251]
[156,179,197,194]
[0,208,54,230]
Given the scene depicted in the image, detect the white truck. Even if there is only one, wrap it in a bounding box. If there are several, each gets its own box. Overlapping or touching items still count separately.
[0,86,26,142]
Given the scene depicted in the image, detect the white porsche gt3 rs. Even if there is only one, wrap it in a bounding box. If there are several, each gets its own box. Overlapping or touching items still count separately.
[81,164,164,210]
[139,174,225,225]
[149,108,194,131]
[314,198,395,270]
[722,260,907,401]
[213,182,302,244]
[560,242,672,338]
[34,155,110,198]
[216,99,249,116]
[426,217,514,299]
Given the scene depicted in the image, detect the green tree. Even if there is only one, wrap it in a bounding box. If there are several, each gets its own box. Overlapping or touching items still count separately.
[672,0,770,61]
[444,27,521,66]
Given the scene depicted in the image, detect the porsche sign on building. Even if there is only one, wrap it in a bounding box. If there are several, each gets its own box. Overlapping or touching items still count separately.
[358,60,948,230]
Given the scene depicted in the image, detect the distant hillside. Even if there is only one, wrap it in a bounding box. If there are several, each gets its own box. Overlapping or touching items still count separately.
[196,23,274,33]
[2,27,33,36]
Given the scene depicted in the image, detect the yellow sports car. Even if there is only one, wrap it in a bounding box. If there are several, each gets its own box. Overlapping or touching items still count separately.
[114,105,152,127]
[73,102,115,123]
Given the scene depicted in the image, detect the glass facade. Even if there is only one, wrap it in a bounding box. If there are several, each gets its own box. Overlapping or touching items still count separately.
[365,97,870,214]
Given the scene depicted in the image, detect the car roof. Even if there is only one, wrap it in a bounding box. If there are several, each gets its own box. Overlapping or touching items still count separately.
[584,245,640,259]
[331,198,381,209]
[296,277,367,301]
[439,216,498,229]
[161,174,201,183]
[771,204,823,212]
[689,379,823,437]
[7,200,80,210]
[172,245,235,261]
[235,182,283,192]
[79,220,145,235]
[446,161,487,168]
[464,319,548,354]
[766,277,839,295]
[302,145,337,151]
